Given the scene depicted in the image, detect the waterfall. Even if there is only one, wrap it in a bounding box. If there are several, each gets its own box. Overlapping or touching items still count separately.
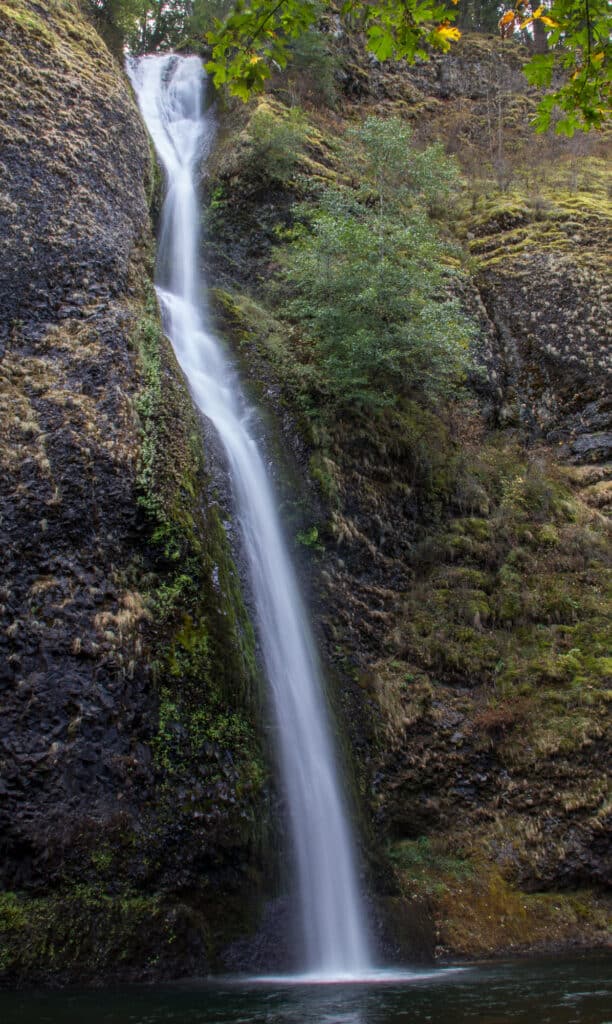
[127,53,371,978]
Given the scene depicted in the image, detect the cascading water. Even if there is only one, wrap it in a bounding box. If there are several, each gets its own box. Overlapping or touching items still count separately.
[127,53,371,979]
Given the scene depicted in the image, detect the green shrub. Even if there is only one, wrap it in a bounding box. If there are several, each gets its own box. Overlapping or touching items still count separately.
[351,116,462,215]
[274,187,473,411]
[286,28,340,107]
[248,105,308,184]
[265,118,473,412]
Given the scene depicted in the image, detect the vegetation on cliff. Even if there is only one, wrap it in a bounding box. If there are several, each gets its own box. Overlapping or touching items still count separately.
[205,0,611,133]
[204,28,610,958]
[87,0,611,132]
[271,117,473,412]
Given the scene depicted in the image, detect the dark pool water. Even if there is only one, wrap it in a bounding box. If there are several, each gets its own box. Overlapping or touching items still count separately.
[1,956,610,1024]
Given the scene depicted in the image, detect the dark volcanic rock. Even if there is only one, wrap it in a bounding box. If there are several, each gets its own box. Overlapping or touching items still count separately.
[0,0,269,988]
[0,0,153,889]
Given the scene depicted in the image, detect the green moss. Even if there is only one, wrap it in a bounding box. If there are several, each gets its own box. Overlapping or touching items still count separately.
[388,834,609,956]
[389,837,474,897]
[296,524,325,551]
[133,292,203,561]
[0,888,200,980]
[211,286,320,443]
[308,451,340,504]
[89,847,113,875]
[129,275,267,831]
[384,441,611,763]
[462,162,612,269]
[0,1,50,38]
[437,871,610,955]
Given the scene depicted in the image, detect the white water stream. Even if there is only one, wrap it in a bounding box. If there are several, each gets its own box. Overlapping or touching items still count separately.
[127,53,371,978]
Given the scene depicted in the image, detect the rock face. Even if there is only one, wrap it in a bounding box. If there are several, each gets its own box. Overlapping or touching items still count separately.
[469,196,611,456]
[0,0,269,986]
[0,0,151,871]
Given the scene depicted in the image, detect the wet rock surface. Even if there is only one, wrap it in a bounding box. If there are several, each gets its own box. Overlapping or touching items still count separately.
[0,0,152,889]
[0,0,270,987]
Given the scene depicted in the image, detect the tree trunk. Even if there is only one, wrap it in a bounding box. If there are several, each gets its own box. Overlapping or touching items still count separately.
[532,16,548,54]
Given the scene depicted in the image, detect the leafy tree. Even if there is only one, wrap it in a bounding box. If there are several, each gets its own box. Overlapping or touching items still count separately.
[272,122,473,412]
[205,0,460,100]
[456,0,503,33]
[500,0,611,133]
[352,116,461,217]
[204,0,610,134]
[276,196,472,410]
[283,26,340,106]
[247,104,309,182]
[187,0,235,38]
[128,0,193,52]
[86,0,144,53]
[87,0,195,53]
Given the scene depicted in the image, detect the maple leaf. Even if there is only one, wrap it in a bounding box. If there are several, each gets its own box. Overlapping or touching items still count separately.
[436,23,461,41]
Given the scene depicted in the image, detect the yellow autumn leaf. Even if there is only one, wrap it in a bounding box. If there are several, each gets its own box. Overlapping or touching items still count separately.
[437,24,461,40]
[592,51,605,63]
[532,5,543,16]
[499,10,517,27]
[539,14,559,25]
[520,15,534,28]
[249,54,261,64]
[450,0,460,5]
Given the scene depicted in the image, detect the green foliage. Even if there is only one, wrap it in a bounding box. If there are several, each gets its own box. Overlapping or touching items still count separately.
[128,284,266,825]
[133,313,185,561]
[285,26,339,105]
[396,450,612,760]
[389,837,474,897]
[296,524,324,550]
[86,0,143,52]
[205,0,460,99]
[204,0,609,134]
[87,0,194,53]
[272,119,473,412]
[390,836,474,877]
[349,0,461,60]
[352,116,462,214]
[0,887,176,978]
[247,104,308,182]
[527,49,610,136]
[206,0,320,99]
[186,0,235,40]
[501,0,611,134]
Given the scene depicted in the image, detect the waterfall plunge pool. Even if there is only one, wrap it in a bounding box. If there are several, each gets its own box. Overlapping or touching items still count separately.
[1,956,610,1023]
